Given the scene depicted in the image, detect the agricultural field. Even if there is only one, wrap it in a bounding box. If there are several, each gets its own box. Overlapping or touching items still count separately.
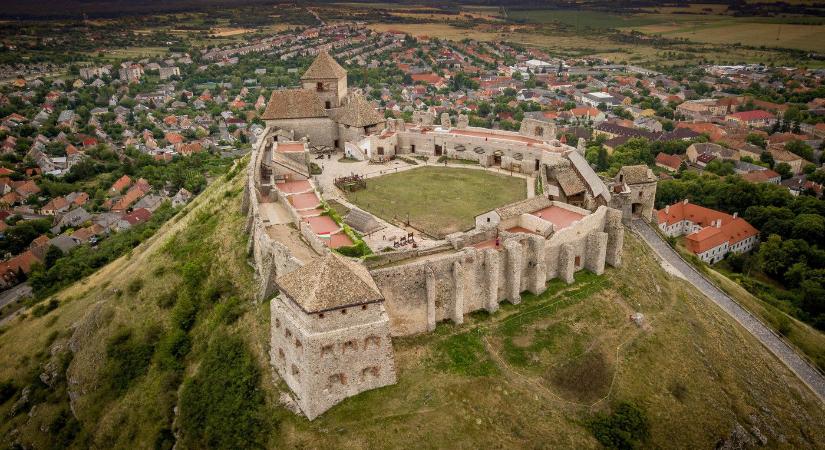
[508,7,825,53]
[88,46,169,61]
[651,21,825,53]
[508,9,663,29]
[367,18,819,68]
[345,166,526,238]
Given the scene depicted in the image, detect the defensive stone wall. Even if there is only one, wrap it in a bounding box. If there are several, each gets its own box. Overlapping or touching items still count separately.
[369,207,620,336]
[244,145,317,301]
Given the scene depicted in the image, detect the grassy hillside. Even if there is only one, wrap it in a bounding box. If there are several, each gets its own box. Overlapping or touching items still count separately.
[1,159,824,449]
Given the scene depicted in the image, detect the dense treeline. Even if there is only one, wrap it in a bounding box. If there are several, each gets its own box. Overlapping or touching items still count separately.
[657,172,825,329]
[585,136,700,176]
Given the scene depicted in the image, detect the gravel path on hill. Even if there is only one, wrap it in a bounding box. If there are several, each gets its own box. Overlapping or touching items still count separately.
[631,219,825,402]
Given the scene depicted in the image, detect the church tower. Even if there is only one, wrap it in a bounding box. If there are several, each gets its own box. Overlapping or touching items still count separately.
[301,51,348,110]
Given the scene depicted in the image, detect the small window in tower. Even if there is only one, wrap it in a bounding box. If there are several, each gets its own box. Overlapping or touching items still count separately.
[316,82,323,91]
[325,100,331,109]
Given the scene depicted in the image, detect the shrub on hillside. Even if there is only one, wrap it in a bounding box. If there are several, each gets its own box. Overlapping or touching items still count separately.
[587,401,650,450]
[178,334,267,449]
[0,380,16,404]
[102,327,160,395]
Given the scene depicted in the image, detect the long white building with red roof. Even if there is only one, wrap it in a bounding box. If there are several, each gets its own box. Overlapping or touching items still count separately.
[657,200,759,263]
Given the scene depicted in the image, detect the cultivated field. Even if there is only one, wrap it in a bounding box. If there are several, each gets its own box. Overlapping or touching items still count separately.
[365,21,817,68]
[509,7,825,53]
[345,166,526,238]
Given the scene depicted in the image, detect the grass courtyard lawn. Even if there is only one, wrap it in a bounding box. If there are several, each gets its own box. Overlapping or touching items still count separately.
[345,166,526,238]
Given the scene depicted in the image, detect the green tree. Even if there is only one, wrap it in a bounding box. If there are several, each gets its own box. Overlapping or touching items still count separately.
[775,162,792,179]
[44,245,64,269]
[760,151,775,168]
[746,133,766,149]
[785,140,814,162]
[597,146,609,172]
[793,214,825,243]
[758,234,790,279]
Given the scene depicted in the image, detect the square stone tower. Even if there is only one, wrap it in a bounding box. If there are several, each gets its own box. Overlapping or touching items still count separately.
[270,253,397,420]
[300,51,348,110]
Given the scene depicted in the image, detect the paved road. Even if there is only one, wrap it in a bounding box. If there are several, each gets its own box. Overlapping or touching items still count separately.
[0,283,32,326]
[631,219,825,402]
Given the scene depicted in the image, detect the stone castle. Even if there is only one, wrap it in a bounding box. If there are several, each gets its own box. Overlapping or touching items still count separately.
[243,52,656,420]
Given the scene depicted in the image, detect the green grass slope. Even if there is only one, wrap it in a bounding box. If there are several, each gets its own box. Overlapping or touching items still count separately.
[0,160,823,449]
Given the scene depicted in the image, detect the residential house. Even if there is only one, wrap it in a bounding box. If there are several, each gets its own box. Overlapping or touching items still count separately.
[686,142,739,164]
[726,110,776,128]
[657,200,759,264]
[741,169,781,185]
[655,152,682,172]
[116,208,152,230]
[51,207,92,233]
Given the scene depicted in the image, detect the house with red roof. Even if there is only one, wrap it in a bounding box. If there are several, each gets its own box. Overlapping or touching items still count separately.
[411,73,446,88]
[741,169,781,185]
[655,152,683,172]
[0,250,42,288]
[726,110,776,128]
[657,199,759,263]
[165,132,184,145]
[116,208,152,230]
[110,175,132,194]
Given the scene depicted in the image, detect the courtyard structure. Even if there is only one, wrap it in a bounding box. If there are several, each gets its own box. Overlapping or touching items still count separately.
[346,166,527,238]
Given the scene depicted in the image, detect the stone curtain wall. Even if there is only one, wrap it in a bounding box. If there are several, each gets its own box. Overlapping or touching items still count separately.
[243,139,306,301]
[371,205,623,336]
[247,126,624,336]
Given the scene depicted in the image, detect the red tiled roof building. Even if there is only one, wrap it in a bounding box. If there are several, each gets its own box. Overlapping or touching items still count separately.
[657,200,759,263]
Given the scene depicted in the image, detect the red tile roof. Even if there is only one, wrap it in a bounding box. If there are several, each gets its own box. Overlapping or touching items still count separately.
[658,201,758,253]
[728,110,774,122]
[741,169,780,183]
[122,208,152,225]
[655,152,682,171]
[111,175,132,193]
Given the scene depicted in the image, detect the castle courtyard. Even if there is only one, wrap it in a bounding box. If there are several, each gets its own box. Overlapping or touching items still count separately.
[344,166,527,238]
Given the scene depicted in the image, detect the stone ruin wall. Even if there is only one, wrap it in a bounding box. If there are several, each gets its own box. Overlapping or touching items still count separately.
[242,142,308,301]
[370,206,624,336]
